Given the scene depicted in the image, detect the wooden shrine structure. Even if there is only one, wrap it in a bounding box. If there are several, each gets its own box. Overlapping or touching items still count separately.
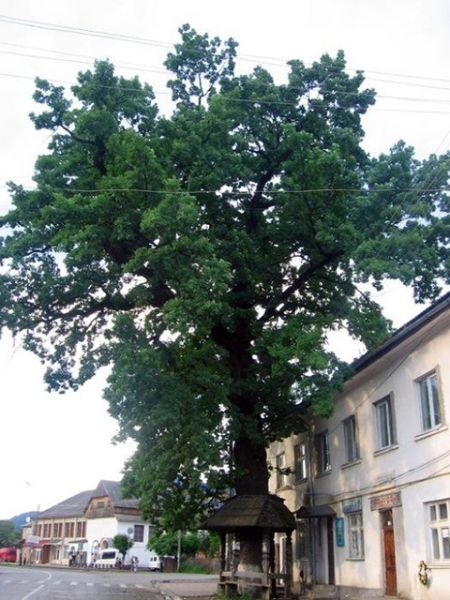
[203,494,296,599]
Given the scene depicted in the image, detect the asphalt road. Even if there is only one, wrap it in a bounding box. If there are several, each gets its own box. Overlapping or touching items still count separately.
[0,565,165,599]
[0,565,218,600]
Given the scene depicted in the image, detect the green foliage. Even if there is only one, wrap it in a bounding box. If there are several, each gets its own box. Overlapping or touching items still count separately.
[112,534,133,557]
[149,530,218,559]
[1,25,449,529]
[179,561,211,574]
[0,521,20,547]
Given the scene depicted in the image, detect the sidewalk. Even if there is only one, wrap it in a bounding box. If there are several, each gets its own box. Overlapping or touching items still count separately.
[154,576,218,599]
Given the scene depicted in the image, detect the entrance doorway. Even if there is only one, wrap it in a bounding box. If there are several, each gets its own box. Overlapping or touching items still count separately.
[381,510,397,596]
[326,517,335,585]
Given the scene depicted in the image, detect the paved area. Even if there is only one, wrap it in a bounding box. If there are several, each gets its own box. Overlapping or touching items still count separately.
[0,563,219,600]
[155,577,217,599]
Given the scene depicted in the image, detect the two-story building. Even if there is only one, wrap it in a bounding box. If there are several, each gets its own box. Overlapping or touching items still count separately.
[28,480,154,567]
[269,292,450,599]
[84,480,154,565]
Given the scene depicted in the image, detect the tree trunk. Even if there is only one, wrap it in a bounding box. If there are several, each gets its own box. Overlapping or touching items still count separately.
[233,417,269,573]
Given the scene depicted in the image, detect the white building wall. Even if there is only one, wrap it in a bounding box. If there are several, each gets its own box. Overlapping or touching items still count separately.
[116,516,153,566]
[270,306,450,599]
[86,517,117,560]
[86,515,153,566]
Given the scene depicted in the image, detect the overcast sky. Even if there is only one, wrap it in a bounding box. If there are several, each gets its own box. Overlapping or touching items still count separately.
[0,0,449,519]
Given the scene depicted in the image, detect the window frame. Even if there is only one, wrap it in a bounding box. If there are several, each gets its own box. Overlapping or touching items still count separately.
[374,394,397,450]
[294,442,308,483]
[417,371,442,432]
[347,511,365,560]
[427,499,450,563]
[276,452,288,489]
[134,524,144,543]
[343,415,360,463]
[315,431,331,475]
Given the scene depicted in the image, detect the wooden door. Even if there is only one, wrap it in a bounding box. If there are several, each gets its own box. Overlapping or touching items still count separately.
[327,517,335,585]
[382,510,397,596]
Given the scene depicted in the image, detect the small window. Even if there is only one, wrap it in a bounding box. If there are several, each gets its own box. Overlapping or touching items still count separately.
[374,395,396,450]
[343,416,360,463]
[134,524,144,542]
[294,443,307,483]
[315,431,331,474]
[276,452,288,488]
[347,511,364,559]
[418,372,442,432]
[427,500,450,561]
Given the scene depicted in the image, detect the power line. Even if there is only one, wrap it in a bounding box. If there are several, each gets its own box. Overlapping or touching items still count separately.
[1,184,448,196]
[3,50,450,105]
[1,13,449,87]
[0,41,168,75]
[1,71,450,115]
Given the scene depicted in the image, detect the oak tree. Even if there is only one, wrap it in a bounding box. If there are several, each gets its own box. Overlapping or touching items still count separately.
[1,25,449,568]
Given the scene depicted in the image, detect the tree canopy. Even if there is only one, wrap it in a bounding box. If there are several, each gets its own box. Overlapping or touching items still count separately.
[1,25,449,538]
[112,533,133,559]
[0,520,20,547]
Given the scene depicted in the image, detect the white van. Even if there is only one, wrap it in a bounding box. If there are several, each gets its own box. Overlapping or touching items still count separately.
[94,548,123,568]
[148,551,162,571]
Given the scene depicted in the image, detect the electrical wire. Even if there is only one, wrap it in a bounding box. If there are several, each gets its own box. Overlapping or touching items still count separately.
[1,13,449,88]
[1,70,450,116]
[0,185,448,196]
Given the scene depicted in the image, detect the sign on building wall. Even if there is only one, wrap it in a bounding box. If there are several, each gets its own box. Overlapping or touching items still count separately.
[370,492,402,511]
[342,497,362,514]
[335,517,345,547]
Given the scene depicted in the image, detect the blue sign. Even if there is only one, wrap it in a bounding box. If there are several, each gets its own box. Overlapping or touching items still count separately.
[342,497,362,514]
[335,517,345,547]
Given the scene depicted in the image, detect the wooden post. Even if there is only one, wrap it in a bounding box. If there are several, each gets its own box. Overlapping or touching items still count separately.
[221,532,226,572]
[270,533,276,597]
[262,532,270,582]
[285,532,292,599]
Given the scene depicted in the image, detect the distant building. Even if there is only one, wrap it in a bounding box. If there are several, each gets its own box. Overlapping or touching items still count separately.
[27,480,153,567]
[269,293,450,599]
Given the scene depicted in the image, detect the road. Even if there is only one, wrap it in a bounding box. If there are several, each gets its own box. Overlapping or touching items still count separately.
[0,565,157,599]
[0,565,218,600]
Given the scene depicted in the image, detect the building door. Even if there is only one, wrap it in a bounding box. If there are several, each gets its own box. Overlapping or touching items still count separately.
[326,517,335,585]
[382,510,397,596]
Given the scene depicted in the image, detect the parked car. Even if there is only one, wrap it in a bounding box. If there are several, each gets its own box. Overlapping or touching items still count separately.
[94,548,123,568]
[148,551,162,571]
[0,547,16,563]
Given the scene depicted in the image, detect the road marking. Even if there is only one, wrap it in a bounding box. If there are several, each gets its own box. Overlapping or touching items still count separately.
[104,583,111,587]
[70,581,78,585]
[52,580,61,585]
[87,582,93,586]
[136,584,144,588]
[20,570,52,600]
[4,580,11,583]
[120,583,127,588]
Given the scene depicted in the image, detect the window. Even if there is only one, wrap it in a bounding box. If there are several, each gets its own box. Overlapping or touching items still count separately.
[65,522,74,538]
[134,524,144,542]
[276,452,288,488]
[347,512,364,559]
[374,395,396,449]
[76,521,86,538]
[315,431,331,474]
[343,416,360,463]
[428,500,450,561]
[418,372,442,431]
[294,443,307,483]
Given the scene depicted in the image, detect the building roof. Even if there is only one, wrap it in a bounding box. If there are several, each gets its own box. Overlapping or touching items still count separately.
[36,480,140,520]
[352,291,450,374]
[203,494,296,532]
[91,480,140,510]
[37,489,94,519]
